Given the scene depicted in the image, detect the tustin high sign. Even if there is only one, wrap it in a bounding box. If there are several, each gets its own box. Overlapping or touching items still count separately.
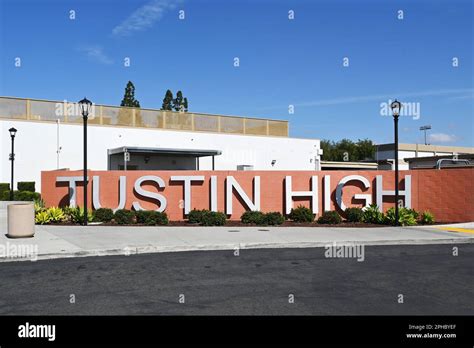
[41,170,413,220]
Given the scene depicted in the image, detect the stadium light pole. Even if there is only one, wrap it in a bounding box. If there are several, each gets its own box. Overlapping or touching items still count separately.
[419,125,431,145]
[78,97,92,226]
[8,127,17,201]
[391,100,402,226]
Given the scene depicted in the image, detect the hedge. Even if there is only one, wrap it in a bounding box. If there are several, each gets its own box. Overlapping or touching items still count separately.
[344,207,364,222]
[93,208,114,223]
[114,209,136,225]
[288,205,314,223]
[136,210,169,225]
[200,211,226,226]
[0,190,40,201]
[264,212,285,225]
[241,211,266,225]
[241,211,285,225]
[0,183,9,197]
[17,181,35,192]
[187,209,208,224]
[317,211,342,224]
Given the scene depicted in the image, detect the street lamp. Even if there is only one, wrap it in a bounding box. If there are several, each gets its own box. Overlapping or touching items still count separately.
[8,127,17,201]
[391,100,402,226]
[419,125,431,145]
[78,97,92,226]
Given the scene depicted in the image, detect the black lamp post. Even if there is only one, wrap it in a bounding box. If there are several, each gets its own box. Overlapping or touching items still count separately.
[8,127,17,201]
[391,100,402,226]
[78,97,92,226]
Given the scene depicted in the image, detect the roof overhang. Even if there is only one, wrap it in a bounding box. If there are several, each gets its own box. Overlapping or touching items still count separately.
[404,154,474,162]
[376,143,474,154]
[108,146,222,157]
[320,161,378,169]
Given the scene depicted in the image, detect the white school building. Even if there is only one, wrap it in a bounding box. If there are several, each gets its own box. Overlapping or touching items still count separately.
[0,97,322,190]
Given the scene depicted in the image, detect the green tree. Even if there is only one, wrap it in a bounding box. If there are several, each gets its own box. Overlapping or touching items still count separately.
[320,140,335,161]
[119,81,140,126]
[161,90,174,111]
[355,139,376,160]
[120,81,140,107]
[320,138,375,161]
[336,138,356,161]
[183,97,188,112]
[173,90,184,111]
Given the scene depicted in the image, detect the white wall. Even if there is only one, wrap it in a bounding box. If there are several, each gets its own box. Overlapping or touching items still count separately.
[0,119,320,191]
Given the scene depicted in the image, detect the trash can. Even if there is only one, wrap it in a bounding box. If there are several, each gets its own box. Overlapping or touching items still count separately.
[7,203,35,238]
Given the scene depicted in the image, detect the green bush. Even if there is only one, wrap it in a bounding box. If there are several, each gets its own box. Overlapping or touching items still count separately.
[264,212,285,225]
[420,211,435,225]
[94,208,114,223]
[384,207,418,226]
[187,209,208,224]
[345,207,364,222]
[152,211,169,226]
[35,211,51,225]
[34,198,45,214]
[46,206,66,223]
[1,190,40,201]
[19,191,41,201]
[136,210,169,225]
[136,210,152,224]
[241,211,266,225]
[288,205,314,223]
[406,208,419,221]
[240,211,285,226]
[114,209,136,225]
[64,206,94,224]
[200,211,226,226]
[362,204,384,224]
[317,211,342,224]
[0,183,9,197]
[17,181,35,192]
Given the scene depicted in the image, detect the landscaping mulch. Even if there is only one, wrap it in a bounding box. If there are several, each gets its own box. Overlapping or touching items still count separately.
[42,221,390,227]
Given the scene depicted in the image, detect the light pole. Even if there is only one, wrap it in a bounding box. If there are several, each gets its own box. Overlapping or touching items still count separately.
[419,125,431,145]
[78,97,92,226]
[8,127,17,201]
[391,100,401,226]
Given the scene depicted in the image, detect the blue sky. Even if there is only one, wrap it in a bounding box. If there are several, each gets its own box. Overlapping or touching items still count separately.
[1,0,473,146]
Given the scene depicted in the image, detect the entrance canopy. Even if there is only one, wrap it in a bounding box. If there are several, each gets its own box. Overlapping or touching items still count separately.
[107,146,222,171]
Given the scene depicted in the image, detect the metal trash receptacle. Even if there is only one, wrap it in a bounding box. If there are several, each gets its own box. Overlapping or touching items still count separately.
[7,203,35,238]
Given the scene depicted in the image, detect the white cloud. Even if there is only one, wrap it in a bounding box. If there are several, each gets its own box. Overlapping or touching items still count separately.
[447,93,474,101]
[258,88,474,110]
[428,133,458,143]
[112,0,180,37]
[78,45,113,65]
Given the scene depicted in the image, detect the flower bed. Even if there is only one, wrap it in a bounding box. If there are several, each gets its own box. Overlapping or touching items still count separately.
[33,203,440,227]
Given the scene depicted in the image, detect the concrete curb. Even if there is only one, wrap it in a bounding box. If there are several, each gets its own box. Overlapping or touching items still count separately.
[1,237,473,263]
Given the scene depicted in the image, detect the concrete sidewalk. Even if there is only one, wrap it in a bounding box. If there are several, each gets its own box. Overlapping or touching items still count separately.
[1,208,473,262]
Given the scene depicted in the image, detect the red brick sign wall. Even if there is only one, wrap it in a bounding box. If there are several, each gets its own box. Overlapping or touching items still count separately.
[41,168,474,222]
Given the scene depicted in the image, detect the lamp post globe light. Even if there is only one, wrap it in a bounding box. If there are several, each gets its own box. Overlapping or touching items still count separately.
[8,127,17,201]
[390,99,402,226]
[78,97,92,226]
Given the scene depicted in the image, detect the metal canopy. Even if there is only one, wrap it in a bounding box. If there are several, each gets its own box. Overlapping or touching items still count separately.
[108,146,222,157]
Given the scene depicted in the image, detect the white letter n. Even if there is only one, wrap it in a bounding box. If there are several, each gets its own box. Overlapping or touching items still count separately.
[226,176,260,215]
